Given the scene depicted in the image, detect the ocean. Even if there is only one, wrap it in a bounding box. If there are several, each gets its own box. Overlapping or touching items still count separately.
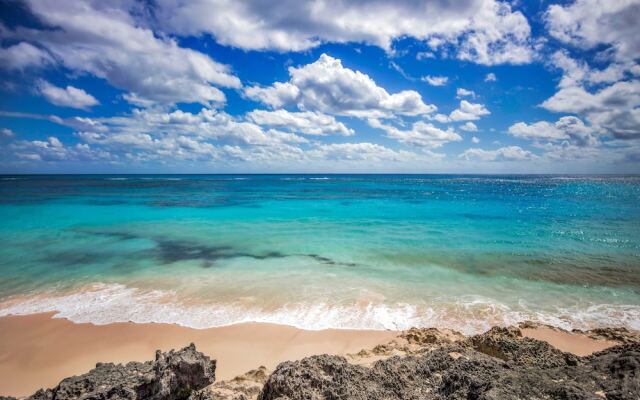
[0,174,638,334]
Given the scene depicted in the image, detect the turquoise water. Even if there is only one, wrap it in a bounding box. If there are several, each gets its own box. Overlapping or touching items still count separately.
[0,175,639,334]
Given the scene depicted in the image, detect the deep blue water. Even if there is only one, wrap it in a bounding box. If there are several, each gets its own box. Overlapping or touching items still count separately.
[0,174,639,333]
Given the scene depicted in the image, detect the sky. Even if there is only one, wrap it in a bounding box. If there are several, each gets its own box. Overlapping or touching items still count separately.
[0,0,639,174]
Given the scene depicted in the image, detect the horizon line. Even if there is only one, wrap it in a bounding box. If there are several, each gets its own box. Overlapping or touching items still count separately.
[2,173,639,176]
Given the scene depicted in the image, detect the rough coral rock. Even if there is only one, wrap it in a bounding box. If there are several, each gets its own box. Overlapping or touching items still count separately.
[584,327,640,345]
[189,366,270,400]
[6,325,640,400]
[258,328,640,400]
[469,326,580,368]
[28,343,215,400]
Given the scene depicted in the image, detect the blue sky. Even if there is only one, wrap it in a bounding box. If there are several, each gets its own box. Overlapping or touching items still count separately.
[0,0,639,173]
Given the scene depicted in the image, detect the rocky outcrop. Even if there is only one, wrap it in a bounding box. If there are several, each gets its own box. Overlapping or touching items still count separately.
[520,321,640,346]
[258,327,640,400]
[584,327,640,345]
[469,326,580,368]
[28,343,215,400]
[8,326,640,400]
[347,327,466,365]
[189,366,270,400]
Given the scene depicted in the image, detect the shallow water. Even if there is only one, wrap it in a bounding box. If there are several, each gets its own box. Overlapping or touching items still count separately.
[0,174,639,334]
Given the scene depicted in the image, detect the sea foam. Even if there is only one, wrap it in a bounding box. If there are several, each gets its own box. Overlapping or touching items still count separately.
[1,283,638,335]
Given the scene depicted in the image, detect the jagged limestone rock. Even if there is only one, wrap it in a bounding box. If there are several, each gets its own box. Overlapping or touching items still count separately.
[28,343,215,400]
[258,328,640,400]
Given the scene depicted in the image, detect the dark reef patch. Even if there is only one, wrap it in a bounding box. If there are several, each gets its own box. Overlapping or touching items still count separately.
[305,253,358,267]
[82,230,140,241]
[71,228,359,269]
[154,239,235,265]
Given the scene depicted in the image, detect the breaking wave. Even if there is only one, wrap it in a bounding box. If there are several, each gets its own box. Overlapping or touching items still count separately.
[1,283,638,335]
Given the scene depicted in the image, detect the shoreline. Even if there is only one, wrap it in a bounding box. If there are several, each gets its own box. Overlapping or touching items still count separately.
[0,312,626,398]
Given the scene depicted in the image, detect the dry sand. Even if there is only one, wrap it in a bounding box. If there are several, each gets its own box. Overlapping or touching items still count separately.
[521,325,618,356]
[0,313,396,397]
[0,313,621,397]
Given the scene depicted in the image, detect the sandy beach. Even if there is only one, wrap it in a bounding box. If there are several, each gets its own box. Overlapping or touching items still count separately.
[520,325,617,356]
[0,313,397,397]
[0,313,623,398]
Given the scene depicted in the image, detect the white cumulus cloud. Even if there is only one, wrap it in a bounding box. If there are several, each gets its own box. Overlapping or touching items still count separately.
[459,146,537,161]
[11,136,111,162]
[151,0,534,65]
[1,128,16,138]
[456,88,476,98]
[508,116,596,146]
[9,0,241,107]
[449,100,491,121]
[0,42,53,70]
[38,81,99,110]
[545,0,640,63]
[246,110,354,136]
[422,75,448,86]
[460,122,478,132]
[369,119,462,148]
[245,54,436,118]
[541,80,640,139]
[310,142,421,162]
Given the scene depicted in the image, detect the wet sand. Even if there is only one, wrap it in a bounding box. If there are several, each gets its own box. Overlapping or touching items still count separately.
[0,313,620,397]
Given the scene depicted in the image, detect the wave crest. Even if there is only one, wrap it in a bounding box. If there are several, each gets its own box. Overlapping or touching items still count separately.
[0,283,638,335]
